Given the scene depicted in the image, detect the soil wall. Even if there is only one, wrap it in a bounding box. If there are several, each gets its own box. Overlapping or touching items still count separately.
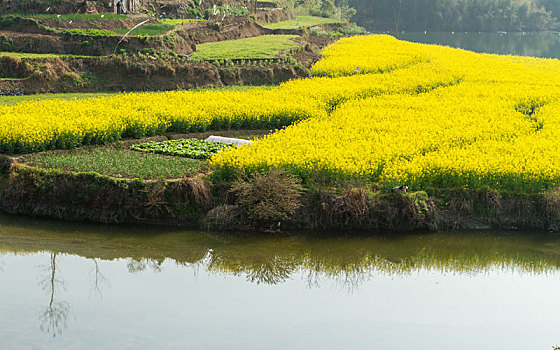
[1,159,559,233]
[0,16,275,56]
[0,55,308,94]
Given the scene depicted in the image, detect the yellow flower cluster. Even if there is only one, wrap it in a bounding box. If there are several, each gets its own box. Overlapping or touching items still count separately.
[0,43,457,154]
[0,88,321,153]
[311,35,428,77]
[5,33,560,192]
[212,35,560,192]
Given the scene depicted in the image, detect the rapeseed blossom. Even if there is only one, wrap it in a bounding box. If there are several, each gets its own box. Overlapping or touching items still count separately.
[4,34,560,192]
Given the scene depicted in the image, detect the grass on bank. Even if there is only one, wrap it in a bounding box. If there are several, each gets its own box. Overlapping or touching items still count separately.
[23,145,207,179]
[0,92,120,106]
[21,131,270,179]
[160,18,206,25]
[262,15,343,30]
[0,87,271,106]
[21,13,128,20]
[191,35,300,59]
[113,23,176,36]
[0,51,91,59]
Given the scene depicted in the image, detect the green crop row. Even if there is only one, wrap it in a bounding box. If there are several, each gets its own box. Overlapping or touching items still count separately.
[131,139,235,159]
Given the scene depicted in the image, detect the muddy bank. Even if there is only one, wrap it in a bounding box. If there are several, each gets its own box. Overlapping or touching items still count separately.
[0,29,195,56]
[0,55,308,94]
[1,157,559,233]
[0,15,272,56]
[254,9,294,24]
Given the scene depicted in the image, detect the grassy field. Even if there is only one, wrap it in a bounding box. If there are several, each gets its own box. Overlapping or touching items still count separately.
[160,18,206,25]
[0,87,271,106]
[0,92,119,106]
[113,23,175,36]
[191,35,299,59]
[24,146,207,179]
[262,15,343,30]
[22,13,127,20]
[0,52,90,59]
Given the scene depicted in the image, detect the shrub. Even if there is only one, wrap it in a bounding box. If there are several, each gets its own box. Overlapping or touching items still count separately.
[230,169,303,225]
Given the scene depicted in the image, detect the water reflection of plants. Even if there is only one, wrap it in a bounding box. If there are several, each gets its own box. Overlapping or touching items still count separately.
[3,216,560,290]
[38,253,70,338]
[199,235,560,288]
[396,32,560,59]
[89,258,109,298]
[36,253,111,337]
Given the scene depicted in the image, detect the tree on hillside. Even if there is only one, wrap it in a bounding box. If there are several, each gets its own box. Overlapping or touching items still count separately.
[284,0,356,19]
[349,0,558,32]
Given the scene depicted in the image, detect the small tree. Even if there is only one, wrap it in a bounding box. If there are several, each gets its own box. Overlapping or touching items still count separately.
[321,0,337,17]
[230,169,303,227]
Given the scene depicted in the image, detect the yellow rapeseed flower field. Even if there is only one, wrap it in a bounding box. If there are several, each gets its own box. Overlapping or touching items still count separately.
[211,35,560,192]
[4,34,560,192]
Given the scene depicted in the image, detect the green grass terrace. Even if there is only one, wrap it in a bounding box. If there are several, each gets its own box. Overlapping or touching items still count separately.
[191,35,300,60]
[0,92,119,106]
[0,52,91,59]
[262,15,343,30]
[21,144,207,180]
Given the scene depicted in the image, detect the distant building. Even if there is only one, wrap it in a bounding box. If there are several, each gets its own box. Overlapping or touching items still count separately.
[111,0,141,13]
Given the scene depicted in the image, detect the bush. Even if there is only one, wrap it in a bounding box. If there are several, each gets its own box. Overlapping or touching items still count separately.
[230,169,303,225]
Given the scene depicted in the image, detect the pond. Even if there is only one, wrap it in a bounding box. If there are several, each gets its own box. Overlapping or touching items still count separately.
[1,213,560,349]
[393,31,560,59]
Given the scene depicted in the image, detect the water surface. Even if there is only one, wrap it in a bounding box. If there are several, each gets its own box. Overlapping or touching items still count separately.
[1,213,560,349]
[394,31,560,59]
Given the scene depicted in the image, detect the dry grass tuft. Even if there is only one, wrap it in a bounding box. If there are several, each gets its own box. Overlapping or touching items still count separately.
[230,169,303,228]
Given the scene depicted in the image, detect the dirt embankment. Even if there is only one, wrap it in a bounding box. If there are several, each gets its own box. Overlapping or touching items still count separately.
[2,156,560,233]
[0,30,195,56]
[0,0,108,14]
[181,18,269,45]
[0,55,309,94]
[36,16,153,31]
[0,16,273,56]
[253,9,294,24]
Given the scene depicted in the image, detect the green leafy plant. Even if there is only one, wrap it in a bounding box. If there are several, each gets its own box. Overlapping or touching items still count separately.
[131,139,235,159]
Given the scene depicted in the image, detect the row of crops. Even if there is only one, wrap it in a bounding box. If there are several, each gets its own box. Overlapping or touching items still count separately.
[131,138,234,159]
[4,35,560,192]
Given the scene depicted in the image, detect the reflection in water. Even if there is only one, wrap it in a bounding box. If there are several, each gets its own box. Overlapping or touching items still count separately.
[393,32,560,59]
[0,211,559,289]
[89,259,108,298]
[126,258,165,274]
[38,253,70,338]
[1,212,560,348]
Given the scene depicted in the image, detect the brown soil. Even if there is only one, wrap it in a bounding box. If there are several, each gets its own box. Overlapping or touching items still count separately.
[253,9,294,24]
[1,0,103,14]
[36,15,152,31]
[287,35,337,67]
[0,56,309,94]
[0,55,31,78]
[0,16,273,56]
[4,156,558,233]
